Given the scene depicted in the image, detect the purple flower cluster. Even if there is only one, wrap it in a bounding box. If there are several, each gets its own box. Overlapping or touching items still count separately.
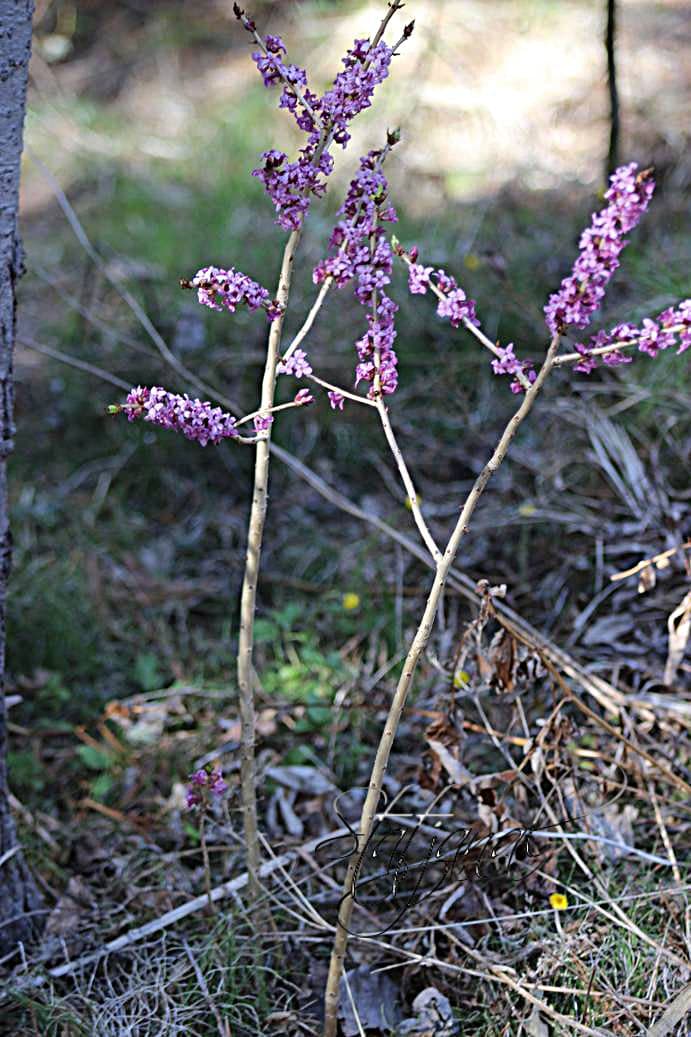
[191,266,281,320]
[244,15,394,230]
[124,386,239,446]
[320,38,393,148]
[314,150,399,397]
[328,391,345,411]
[490,343,538,394]
[186,767,228,810]
[277,348,313,378]
[253,414,274,433]
[544,163,655,336]
[253,147,334,232]
[572,300,691,374]
[406,254,480,329]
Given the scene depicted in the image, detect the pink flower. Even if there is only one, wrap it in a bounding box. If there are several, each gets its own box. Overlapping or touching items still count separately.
[277,349,313,378]
[253,414,274,433]
[190,266,279,321]
[123,386,238,446]
[544,164,655,335]
[408,263,433,294]
[294,388,314,405]
[328,391,345,411]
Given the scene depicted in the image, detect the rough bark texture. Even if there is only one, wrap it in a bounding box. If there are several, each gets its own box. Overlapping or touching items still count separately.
[0,0,43,956]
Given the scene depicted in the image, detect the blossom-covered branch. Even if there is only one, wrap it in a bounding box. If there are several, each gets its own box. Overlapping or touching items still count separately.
[182,265,282,321]
[237,5,410,231]
[396,243,536,393]
[554,301,690,371]
[314,148,400,397]
[544,162,655,335]
[116,386,241,446]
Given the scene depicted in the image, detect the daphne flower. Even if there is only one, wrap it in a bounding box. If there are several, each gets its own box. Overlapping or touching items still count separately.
[190,266,279,321]
[122,386,238,446]
[243,14,399,230]
[569,302,690,373]
[544,163,655,335]
[408,263,433,294]
[328,391,345,411]
[314,150,399,396]
[294,388,314,405]
[277,349,313,378]
[253,414,274,433]
[185,766,228,810]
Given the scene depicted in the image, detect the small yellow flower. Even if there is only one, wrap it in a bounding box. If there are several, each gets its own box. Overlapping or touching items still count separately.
[463,253,481,271]
[342,593,360,611]
[518,502,537,517]
[453,670,470,689]
[549,892,568,911]
[405,493,422,511]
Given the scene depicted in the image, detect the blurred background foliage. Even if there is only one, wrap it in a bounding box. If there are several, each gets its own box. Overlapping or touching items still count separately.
[11,0,690,749]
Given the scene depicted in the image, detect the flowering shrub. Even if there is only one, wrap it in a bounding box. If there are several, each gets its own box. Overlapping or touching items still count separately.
[108,4,689,1034]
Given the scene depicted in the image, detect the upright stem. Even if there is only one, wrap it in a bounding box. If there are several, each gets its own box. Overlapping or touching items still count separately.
[605,0,620,179]
[376,399,441,562]
[322,335,560,1037]
[0,0,44,958]
[237,228,301,904]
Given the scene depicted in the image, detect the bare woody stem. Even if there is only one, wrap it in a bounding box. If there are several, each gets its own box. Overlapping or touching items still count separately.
[322,333,561,1037]
[397,250,533,392]
[237,228,301,905]
[376,399,441,562]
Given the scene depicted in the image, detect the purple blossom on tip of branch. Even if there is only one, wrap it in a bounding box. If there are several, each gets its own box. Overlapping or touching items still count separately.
[571,301,691,374]
[190,266,280,320]
[328,391,345,411]
[319,39,393,148]
[544,163,655,336]
[277,348,313,378]
[186,767,228,810]
[123,386,239,446]
[244,12,397,230]
[294,388,314,405]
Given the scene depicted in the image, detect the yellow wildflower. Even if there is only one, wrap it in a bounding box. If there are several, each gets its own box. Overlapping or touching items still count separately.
[549,892,568,911]
[342,593,360,611]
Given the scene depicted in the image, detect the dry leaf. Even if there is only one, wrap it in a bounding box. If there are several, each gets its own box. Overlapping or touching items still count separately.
[338,964,401,1036]
[398,986,458,1035]
[664,590,691,685]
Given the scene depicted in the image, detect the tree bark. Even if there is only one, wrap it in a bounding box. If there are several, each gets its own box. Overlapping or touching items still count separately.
[605,0,619,179]
[0,0,43,956]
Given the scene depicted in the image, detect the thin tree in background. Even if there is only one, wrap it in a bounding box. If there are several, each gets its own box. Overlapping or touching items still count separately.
[605,0,620,178]
[0,0,43,956]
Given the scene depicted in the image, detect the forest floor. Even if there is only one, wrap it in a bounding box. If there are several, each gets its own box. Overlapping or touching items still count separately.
[2,1,690,1034]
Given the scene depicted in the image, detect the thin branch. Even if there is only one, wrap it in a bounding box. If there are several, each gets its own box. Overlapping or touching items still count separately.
[397,250,534,391]
[375,399,441,561]
[237,228,302,908]
[554,323,686,367]
[18,337,130,391]
[307,373,376,407]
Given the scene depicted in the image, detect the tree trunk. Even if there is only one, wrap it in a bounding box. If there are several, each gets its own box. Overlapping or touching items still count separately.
[0,0,43,956]
[605,0,619,179]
